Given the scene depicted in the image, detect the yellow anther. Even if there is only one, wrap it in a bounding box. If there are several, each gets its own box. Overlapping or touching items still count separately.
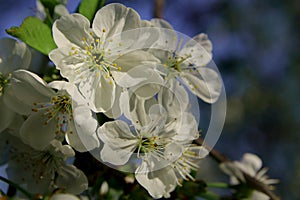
[109,39,113,42]
[71,47,76,50]
[102,28,106,32]
[117,67,122,71]
[118,43,122,46]
[74,50,78,54]
[95,38,100,43]
[112,63,117,67]
[84,46,89,51]
[89,31,94,35]
[68,52,73,56]
[82,37,86,41]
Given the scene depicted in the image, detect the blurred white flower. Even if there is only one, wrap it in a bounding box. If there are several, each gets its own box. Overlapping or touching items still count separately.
[6,70,99,152]
[0,38,31,132]
[6,139,88,194]
[220,153,279,200]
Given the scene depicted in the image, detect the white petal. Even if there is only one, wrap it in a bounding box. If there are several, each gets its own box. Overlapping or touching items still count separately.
[128,66,163,99]
[181,69,222,103]
[11,70,54,106]
[100,144,134,166]
[172,112,199,141]
[20,111,56,150]
[67,105,99,152]
[49,47,79,82]
[53,13,92,48]
[112,50,160,73]
[241,153,262,172]
[94,76,116,112]
[103,85,122,119]
[98,120,138,165]
[56,164,88,195]
[158,78,189,117]
[49,80,86,105]
[180,33,212,67]
[3,84,33,115]
[93,3,141,39]
[135,162,177,199]
[50,194,80,200]
[53,4,69,19]
[128,93,158,129]
[0,38,31,74]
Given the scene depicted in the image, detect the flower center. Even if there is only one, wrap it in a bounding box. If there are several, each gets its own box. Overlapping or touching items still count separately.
[137,136,167,160]
[164,54,192,73]
[0,72,11,96]
[67,32,122,81]
[32,95,73,135]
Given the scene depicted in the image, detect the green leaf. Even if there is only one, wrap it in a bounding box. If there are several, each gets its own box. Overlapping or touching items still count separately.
[6,17,57,55]
[78,0,106,22]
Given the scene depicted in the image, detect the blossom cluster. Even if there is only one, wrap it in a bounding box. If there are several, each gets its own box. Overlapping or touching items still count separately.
[0,1,278,199]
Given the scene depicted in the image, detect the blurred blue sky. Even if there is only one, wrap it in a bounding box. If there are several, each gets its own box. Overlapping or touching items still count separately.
[0,0,299,199]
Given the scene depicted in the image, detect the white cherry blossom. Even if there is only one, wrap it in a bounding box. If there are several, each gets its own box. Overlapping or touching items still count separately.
[6,139,88,194]
[0,38,31,132]
[6,70,99,152]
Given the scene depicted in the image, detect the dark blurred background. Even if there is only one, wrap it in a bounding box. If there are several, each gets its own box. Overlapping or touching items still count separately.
[0,0,299,199]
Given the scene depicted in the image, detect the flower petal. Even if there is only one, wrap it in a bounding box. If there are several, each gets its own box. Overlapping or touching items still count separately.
[180,33,212,67]
[135,162,177,199]
[181,68,222,103]
[56,164,88,195]
[53,13,92,48]
[20,111,57,150]
[93,3,141,39]
[11,70,54,106]
[50,194,80,200]
[66,105,99,152]
[158,78,189,118]
[98,120,138,165]
[0,38,31,75]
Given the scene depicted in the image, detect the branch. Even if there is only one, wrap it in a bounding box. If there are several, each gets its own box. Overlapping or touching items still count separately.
[153,0,164,18]
[195,138,280,200]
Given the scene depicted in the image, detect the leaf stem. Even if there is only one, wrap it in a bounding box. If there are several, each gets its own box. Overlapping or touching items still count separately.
[207,182,230,189]
[0,176,33,199]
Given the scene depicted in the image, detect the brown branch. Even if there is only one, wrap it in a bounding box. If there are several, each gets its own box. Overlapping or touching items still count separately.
[195,138,280,200]
[153,0,165,18]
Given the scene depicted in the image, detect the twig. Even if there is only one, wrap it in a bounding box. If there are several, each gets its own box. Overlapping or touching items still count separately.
[0,176,33,199]
[154,0,164,18]
[195,138,281,200]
